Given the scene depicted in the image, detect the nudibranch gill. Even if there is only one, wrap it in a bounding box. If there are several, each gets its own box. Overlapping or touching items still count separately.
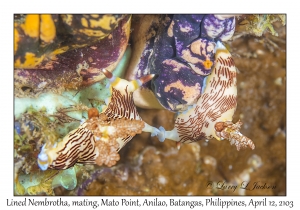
[157,41,255,151]
[37,69,160,170]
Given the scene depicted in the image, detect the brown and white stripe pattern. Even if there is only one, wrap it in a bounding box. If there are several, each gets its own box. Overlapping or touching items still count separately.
[101,71,157,149]
[37,71,158,170]
[104,86,141,121]
[160,41,254,150]
[174,41,237,143]
[38,123,98,170]
[102,79,142,149]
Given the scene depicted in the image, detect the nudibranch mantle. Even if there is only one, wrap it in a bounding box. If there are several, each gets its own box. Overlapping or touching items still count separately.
[37,69,160,170]
[100,69,159,137]
[38,122,98,170]
[157,41,255,150]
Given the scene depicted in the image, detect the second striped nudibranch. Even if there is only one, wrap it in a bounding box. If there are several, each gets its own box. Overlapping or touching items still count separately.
[157,41,255,151]
[37,122,97,170]
[37,69,160,170]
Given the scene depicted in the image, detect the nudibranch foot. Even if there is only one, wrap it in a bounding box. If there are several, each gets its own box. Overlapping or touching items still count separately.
[157,126,166,142]
[157,127,180,143]
[143,123,160,137]
[215,120,255,151]
[150,129,160,137]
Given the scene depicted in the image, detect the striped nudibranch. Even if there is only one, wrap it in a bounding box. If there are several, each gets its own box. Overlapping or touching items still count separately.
[37,122,98,170]
[37,70,160,170]
[100,69,160,150]
[157,41,255,151]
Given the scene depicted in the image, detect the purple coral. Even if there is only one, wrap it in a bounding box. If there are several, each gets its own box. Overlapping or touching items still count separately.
[149,15,216,111]
[152,59,205,111]
[172,15,204,56]
[201,14,235,41]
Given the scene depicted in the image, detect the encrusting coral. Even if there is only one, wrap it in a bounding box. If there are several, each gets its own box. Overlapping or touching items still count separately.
[15,167,78,195]
[238,14,285,37]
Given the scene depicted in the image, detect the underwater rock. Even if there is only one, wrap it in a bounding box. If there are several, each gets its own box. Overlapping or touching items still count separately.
[14,15,131,97]
[14,14,126,69]
[14,47,132,120]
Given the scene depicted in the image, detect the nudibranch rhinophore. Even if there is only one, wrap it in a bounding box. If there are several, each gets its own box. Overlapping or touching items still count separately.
[37,69,160,170]
[157,41,255,151]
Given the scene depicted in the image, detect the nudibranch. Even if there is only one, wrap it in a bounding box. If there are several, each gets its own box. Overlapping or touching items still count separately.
[37,122,97,170]
[99,69,160,149]
[37,69,159,170]
[157,41,255,151]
